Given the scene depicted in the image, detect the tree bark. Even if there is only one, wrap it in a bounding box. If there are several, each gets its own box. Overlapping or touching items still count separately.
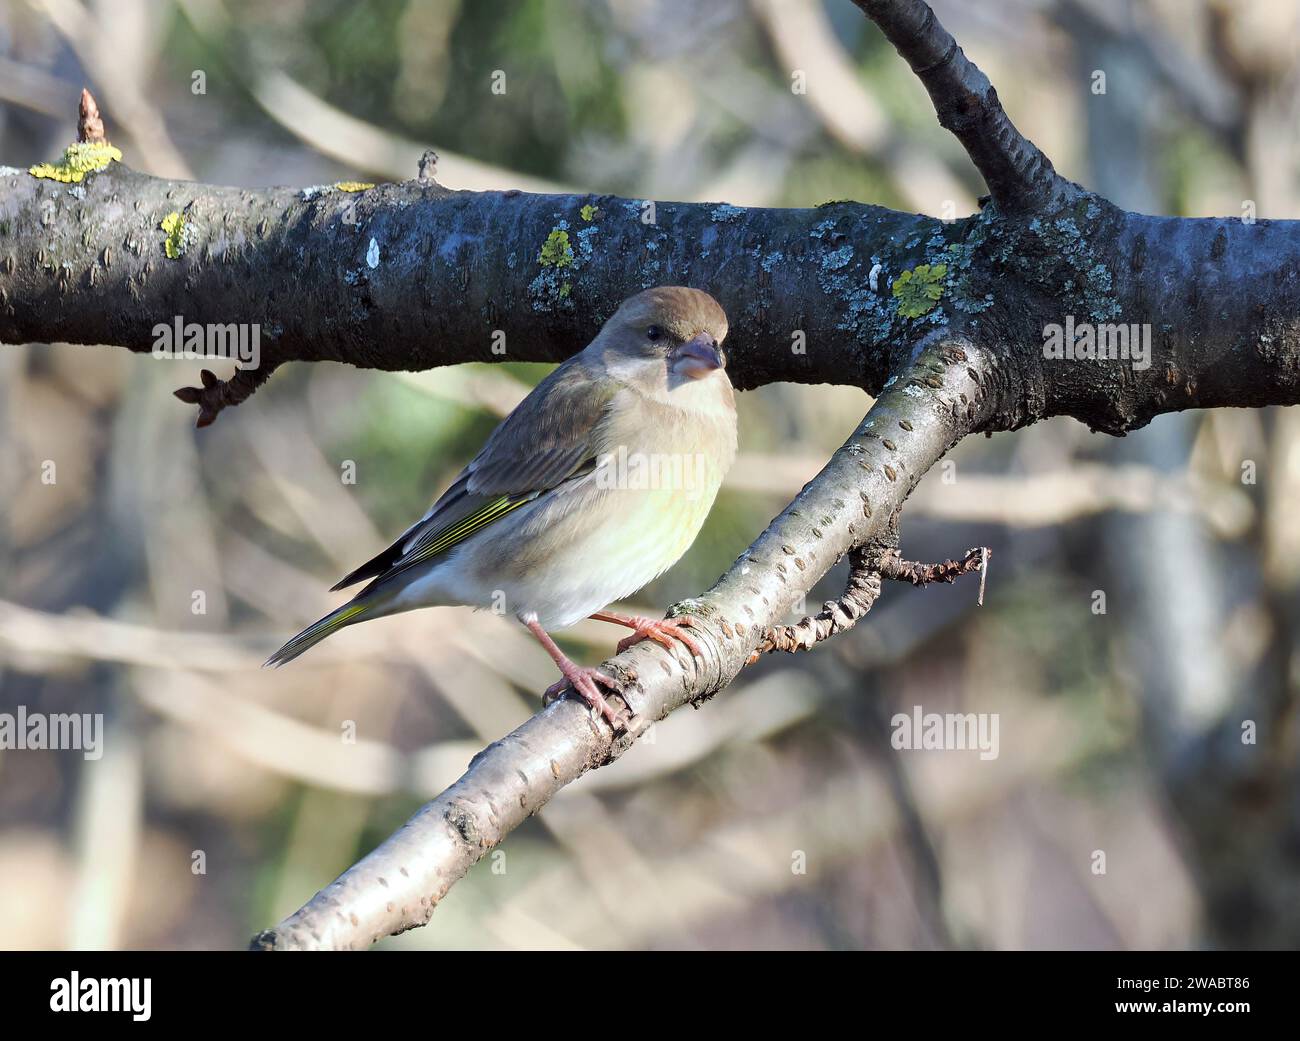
[4,164,1300,433]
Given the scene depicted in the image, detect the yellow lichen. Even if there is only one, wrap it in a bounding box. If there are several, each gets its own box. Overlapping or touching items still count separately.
[580,204,599,221]
[539,229,574,268]
[891,263,948,319]
[160,211,193,259]
[335,181,375,192]
[29,141,122,183]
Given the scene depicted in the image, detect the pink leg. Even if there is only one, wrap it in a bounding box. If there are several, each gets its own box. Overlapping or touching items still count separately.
[589,610,704,658]
[523,618,627,728]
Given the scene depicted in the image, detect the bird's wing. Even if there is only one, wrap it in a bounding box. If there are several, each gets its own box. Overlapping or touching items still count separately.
[331,357,617,591]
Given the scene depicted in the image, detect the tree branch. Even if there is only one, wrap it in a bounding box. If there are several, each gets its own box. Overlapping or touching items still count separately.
[747,539,989,660]
[748,543,887,659]
[879,545,988,589]
[852,0,1077,210]
[0,161,926,413]
[5,138,1300,433]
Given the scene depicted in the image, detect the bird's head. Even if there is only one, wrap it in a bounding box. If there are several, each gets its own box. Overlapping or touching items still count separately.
[592,286,731,396]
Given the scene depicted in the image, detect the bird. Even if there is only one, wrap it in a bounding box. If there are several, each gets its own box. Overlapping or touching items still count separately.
[265,286,737,727]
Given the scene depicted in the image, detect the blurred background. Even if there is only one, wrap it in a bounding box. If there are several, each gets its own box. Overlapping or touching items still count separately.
[1,0,1298,950]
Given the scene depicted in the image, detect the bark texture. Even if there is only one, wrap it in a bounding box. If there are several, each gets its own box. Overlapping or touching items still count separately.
[5,162,1299,434]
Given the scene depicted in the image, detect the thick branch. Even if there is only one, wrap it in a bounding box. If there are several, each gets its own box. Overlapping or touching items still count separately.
[4,5,1300,436]
[0,164,925,395]
[5,164,1300,435]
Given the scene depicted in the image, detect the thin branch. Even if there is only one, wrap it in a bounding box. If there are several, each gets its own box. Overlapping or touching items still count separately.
[172,363,278,429]
[878,545,988,588]
[747,544,885,658]
[853,0,1077,209]
[747,539,990,659]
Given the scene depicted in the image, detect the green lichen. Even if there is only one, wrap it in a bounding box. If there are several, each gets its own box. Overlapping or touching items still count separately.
[891,263,948,319]
[29,141,122,183]
[335,181,375,192]
[580,204,599,221]
[159,211,196,259]
[531,220,597,311]
[538,228,574,268]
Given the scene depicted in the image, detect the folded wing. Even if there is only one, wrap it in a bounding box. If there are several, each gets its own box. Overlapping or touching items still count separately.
[330,356,617,591]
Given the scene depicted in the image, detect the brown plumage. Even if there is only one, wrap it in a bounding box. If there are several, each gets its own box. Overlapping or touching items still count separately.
[267,286,737,728]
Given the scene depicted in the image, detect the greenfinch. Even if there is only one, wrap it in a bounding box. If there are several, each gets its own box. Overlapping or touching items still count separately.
[266,286,737,724]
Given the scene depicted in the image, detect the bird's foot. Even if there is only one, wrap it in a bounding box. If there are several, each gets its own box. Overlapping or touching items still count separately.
[543,663,628,729]
[614,615,704,658]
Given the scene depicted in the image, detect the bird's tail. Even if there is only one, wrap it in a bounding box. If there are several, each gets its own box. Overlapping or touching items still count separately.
[264,600,371,668]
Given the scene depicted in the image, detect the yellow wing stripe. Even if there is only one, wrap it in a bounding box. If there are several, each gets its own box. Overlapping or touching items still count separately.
[304,602,367,639]
[402,494,533,568]
[263,601,369,667]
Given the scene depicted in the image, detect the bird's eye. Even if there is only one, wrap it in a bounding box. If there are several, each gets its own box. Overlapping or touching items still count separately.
[646,325,663,342]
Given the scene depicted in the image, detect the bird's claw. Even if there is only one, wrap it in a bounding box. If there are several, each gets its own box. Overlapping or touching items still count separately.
[543,665,630,729]
[615,615,704,658]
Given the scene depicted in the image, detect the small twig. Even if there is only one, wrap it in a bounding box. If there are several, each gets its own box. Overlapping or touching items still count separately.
[173,365,277,428]
[750,543,991,662]
[877,546,989,590]
[748,545,885,661]
[77,87,105,144]
[417,148,439,183]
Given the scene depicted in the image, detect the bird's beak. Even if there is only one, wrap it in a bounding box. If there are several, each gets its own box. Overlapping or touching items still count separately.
[671,333,723,380]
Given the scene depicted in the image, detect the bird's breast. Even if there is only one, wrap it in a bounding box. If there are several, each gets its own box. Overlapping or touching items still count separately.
[476,388,736,627]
